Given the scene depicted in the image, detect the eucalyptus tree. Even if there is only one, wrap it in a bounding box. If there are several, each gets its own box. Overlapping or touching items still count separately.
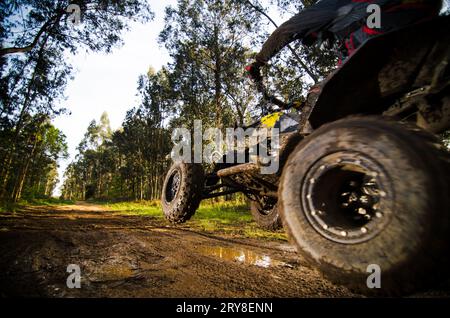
[0,0,154,201]
[160,0,263,129]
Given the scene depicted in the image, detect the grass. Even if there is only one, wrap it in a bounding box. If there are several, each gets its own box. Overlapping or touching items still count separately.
[23,197,75,206]
[0,201,16,213]
[0,197,74,212]
[100,199,287,241]
[2,197,287,241]
[102,200,162,217]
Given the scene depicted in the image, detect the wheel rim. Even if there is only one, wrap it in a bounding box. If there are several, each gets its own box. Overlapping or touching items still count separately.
[255,197,276,216]
[301,151,394,244]
[165,169,181,203]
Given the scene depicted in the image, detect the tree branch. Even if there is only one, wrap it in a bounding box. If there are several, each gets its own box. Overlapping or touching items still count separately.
[244,0,319,83]
[0,13,63,57]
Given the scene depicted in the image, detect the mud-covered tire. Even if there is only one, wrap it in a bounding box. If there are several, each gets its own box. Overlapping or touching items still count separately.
[161,162,204,223]
[279,116,450,295]
[250,201,282,231]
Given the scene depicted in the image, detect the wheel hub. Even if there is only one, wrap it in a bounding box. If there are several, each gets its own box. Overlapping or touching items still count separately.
[302,151,393,244]
[165,170,181,203]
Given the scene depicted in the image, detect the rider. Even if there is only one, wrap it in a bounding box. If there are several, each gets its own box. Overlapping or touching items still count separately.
[246,0,443,88]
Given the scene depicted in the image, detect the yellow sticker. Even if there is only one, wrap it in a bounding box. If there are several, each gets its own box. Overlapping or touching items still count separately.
[261,112,282,128]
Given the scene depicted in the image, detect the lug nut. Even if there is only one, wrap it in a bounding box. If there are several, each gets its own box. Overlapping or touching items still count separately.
[358,208,367,215]
[361,227,368,233]
[359,195,369,204]
[349,193,358,202]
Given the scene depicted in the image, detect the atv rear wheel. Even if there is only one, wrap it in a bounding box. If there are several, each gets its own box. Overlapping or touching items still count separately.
[279,116,450,295]
[161,162,204,223]
[250,198,282,231]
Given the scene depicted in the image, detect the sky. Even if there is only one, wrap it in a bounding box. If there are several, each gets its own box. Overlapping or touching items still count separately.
[52,1,177,195]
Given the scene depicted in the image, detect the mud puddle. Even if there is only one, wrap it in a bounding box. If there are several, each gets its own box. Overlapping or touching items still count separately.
[199,246,291,268]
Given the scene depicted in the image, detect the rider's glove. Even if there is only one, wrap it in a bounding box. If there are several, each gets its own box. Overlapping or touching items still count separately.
[244,61,265,82]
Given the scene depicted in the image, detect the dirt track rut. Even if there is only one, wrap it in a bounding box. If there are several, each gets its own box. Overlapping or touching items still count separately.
[0,203,448,297]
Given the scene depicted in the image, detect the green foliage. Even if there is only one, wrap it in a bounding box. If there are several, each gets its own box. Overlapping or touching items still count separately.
[0,116,68,202]
[21,197,74,206]
[102,200,162,216]
[0,197,74,213]
[3,0,337,210]
[61,75,172,201]
[160,0,266,128]
[101,200,287,241]
[60,0,338,205]
[0,0,154,203]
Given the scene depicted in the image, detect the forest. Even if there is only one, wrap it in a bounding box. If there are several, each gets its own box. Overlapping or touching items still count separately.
[0,0,335,203]
[2,0,450,300]
[1,0,449,203]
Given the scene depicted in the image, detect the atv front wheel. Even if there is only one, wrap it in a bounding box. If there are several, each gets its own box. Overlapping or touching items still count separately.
[161,162,204,223]
[250,198,282,231]
[279,116,450,295]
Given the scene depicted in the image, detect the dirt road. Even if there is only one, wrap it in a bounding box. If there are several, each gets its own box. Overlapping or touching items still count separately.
[0,203,448,297]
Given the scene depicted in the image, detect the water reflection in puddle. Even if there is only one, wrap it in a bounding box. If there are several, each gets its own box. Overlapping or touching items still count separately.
[199,246,289,268]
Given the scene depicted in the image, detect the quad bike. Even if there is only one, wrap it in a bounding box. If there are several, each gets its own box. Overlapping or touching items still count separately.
[161,16,450,295]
